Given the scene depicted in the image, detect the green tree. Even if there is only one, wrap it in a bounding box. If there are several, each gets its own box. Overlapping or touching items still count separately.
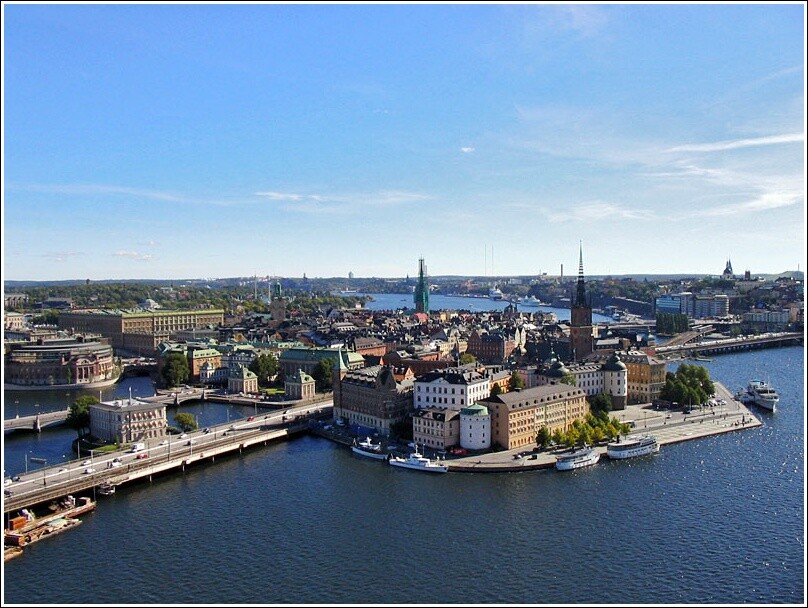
[312,358,335,392]
[249,353,278,388]
[536,426,552,449]
[589,393,613,417]
[459,352,477,365]
[66,395,98,437]
[491,383,502,396]
[551,428,564,446]
[509,371,526,391]
[161,353,190,388]
[174,412,198,432]
[561,372,577,386]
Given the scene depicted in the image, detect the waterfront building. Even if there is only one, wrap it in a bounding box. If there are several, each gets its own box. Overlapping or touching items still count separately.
[285,369,316,400]
[413,366,490,411]
[413,407,459,450]
[228,364,259,395]
[89,395,167,444]
[481,384,588,450]
[569,245,594,361]
[333,365,413,436]
[620,350,667,405]
[466,329,516,364]
[741,309,791,332]
[693,294,730,319]
[4,311,28,331]
[459,404,491,450]
[58,308,225,356]
[4,336,120,388]
[414,258,429,313]
[654,292,694,316]
[187,347,223,380]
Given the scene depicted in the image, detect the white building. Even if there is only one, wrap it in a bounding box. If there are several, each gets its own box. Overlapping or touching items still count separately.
[460,404,491,450]
[413,366,490,411]
[89,395,167,444]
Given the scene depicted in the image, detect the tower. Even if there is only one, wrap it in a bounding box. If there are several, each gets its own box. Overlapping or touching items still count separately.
[569,244,593,361]
[414,258,429,313]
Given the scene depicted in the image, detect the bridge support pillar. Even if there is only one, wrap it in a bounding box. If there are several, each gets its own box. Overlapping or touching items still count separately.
[34,414,41,433]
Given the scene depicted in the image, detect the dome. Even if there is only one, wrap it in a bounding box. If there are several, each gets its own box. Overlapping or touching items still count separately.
[602,353,627,372]
[545,359,569,378]
[460,404,489,417]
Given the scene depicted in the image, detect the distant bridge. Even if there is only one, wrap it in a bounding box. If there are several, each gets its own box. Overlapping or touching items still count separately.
[655,332,802,358]
[4,409,70,432]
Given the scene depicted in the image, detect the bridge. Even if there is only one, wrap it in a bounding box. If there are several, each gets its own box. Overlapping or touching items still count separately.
[4,403,332,516]
[655,332,802,358]
[4,409,70,432]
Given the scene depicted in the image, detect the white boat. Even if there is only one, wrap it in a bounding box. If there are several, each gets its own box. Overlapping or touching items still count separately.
[388,450,448,473]
[742,380,779,412]
[554,446,600,471]
[351,437,388,461]
[521,296,541,307]
[97,482,116,496]
[606,434,659,460]
[489,287,503,300]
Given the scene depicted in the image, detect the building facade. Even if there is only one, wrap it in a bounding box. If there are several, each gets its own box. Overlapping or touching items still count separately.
[4,337,120,388]
[413,367,490,411]
[620,350,667,405]
[569,245,594,361]
[412,407,459,450]
[481,384,589,450]
[285,369,317,400]
[333,365,414,436]
[459,404,491,450]
[89,396,167,444]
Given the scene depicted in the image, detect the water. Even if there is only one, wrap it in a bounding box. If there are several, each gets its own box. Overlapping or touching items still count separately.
[3,347,803,604]
[362,292,615,324]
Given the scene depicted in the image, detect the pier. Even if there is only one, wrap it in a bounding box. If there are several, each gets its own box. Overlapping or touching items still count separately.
[4,403,332,516]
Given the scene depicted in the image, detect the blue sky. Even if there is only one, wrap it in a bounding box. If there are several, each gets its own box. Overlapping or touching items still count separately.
[3,4,805,281]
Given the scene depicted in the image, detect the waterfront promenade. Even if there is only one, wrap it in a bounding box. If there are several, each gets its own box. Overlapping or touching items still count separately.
[447,382,761,472]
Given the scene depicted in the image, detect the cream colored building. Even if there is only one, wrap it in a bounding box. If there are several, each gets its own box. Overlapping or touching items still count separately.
[482,384,588,450]
[620,350,667,404]
[228,364,259,394]
[413,407,460,450]
[459,404,491,450]
[285,369,316,400]
[89,396,167,444]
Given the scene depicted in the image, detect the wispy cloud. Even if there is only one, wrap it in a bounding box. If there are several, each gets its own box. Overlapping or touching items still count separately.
[460,147,475,154]
[666,133,804,153]
[694,190,803,218]
[7,183,255,207]
[113,251,154,261]
[41,251,83,262]
[255,189,430,214]
[542,201,655,224]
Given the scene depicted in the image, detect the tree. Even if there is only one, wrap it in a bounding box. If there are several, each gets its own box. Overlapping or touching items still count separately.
[174,412,198,432]
[551,428,564,446]
[249,353,278,388]
[312,358,335,392]
[561,372,577,386]
[536,426,552,449]
[459,352,477,365]
[162,353,190,388]
[509,371,526,391]
[589,393,613,417]
[491,383,502,396]
[66,395,98,437]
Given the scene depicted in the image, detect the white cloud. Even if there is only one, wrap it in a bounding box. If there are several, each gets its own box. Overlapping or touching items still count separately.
[41,251,83,262]
[113,251,153,261]
[460,147,475,154]
[256,189,430,214]
[695,190,803,218]
[542,201,655,224]
[666,133,804,153]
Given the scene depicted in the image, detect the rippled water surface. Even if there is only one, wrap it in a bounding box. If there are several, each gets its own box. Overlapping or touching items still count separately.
[3,346,803,604]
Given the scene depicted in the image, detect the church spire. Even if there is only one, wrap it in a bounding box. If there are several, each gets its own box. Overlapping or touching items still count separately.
[575,242,587,307]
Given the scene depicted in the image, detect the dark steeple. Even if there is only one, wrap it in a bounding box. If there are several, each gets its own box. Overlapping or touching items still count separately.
[574,242,588,308]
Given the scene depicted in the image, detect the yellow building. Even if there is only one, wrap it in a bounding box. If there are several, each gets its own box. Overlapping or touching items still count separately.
[482,384,588,450]
[413,408,460,450]
[620,350,667,404]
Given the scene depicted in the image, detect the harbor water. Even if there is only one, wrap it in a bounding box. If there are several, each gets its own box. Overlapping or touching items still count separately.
[2,327,803,603]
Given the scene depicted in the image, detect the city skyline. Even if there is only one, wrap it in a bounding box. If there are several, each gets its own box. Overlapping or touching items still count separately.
[3,4,806,282]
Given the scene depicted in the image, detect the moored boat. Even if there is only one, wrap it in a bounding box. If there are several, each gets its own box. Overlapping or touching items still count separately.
[555,446,600,471]
[98,481,116,496]
[743,380,779,412]
[388,450,448,473]
[606,434,660,460]
[351,437,388,461]
[4,496,95,547]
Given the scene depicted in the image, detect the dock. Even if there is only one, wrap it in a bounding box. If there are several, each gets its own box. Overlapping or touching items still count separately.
[446,381,762,472]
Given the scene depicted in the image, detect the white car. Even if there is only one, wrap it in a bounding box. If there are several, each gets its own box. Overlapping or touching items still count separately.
[84,467,96,474]
[4,478,11,486]
[159,440,168,446]
[81,460,92,466]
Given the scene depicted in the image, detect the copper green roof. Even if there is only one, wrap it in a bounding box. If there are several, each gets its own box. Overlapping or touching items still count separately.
[461,404,489,417]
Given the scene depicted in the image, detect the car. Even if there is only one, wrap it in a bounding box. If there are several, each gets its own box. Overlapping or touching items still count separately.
[12,475,21,482]
[84,467,96,474]
[111,461,123,468]
[4,478,11,486]
[247,416,255,421]
[112,457,122,463]
[665,413,672,419]
[159,440,168,446]
[179,433,188,439]
[81,460,92,466]
[135,453,148,459]
[58,468,68,473]
[186,440,193,446]
[4,489,12,497]
[203,428,211,434]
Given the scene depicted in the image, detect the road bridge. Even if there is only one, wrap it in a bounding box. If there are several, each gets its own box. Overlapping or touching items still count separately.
[4,403,332,516]
[4,409,70,432]
[655,332,802,358]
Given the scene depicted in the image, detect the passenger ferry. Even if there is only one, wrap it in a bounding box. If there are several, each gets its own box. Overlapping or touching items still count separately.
[554,446,600,471]
[388,450,448,473]
[739,380,779,412]
[351,437,388,461]
[606,434,660,460]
